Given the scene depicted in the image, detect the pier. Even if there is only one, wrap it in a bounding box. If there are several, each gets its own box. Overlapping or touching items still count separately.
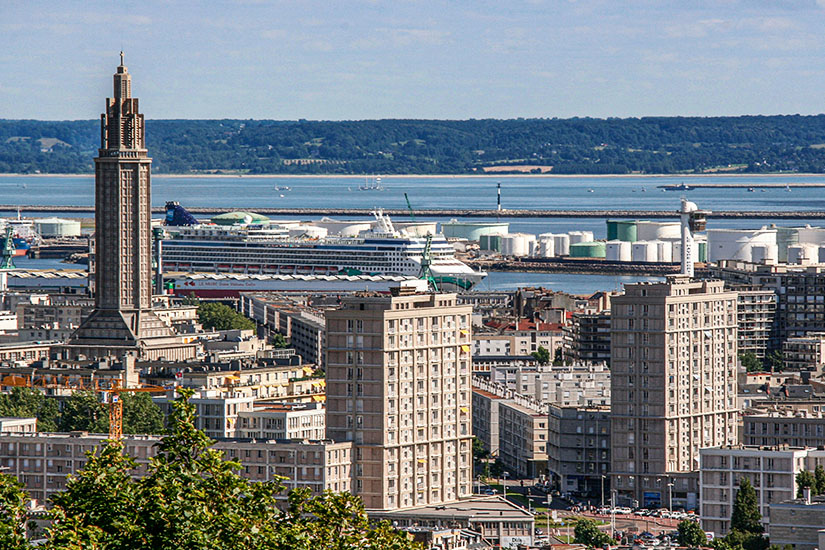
[1,205,824,219]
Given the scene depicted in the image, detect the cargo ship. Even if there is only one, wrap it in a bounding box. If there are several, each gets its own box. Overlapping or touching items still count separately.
[159,209,486,292]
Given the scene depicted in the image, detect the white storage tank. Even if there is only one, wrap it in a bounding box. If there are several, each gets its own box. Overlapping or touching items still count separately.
[655,240,673,263]
[631,241,658,263]
[796,226,825,246]
[750,244,778,264]
[536,236,555,258]
[637,221,681,241]
[819,246,825,264]
[788,244,818,264]
[553,234,570,256]
[312,218,371,237]
[671,241,683,264]
[288,225,328,239]
[568,230,594,245]
[707,228,777,263]
[605,240,631,262]
[34,217,81,238]
[501,233,535,257]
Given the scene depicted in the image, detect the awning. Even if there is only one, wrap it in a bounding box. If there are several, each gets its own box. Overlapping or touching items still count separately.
[224,375,240,381]
[460,329,469,335]
[312,395,326,402]
[460,345,471,353]
[417,458,427,464]
[460,407,469,414]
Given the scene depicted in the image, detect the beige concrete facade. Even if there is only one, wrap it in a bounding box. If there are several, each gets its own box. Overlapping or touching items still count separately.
[326,291,473,510]
[611,276,739,509]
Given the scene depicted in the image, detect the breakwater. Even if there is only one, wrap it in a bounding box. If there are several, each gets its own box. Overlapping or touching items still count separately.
[1,205,824,219]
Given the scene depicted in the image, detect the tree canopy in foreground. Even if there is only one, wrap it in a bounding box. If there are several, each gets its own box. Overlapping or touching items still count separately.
[0,388,420,550]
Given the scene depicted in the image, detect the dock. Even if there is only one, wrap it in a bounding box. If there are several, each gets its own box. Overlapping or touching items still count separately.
[1,205,824,219]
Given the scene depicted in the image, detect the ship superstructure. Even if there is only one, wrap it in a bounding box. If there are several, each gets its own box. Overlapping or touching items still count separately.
[159,210,485,291]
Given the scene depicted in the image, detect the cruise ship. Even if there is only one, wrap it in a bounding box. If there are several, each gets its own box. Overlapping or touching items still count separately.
[159,210,486,292]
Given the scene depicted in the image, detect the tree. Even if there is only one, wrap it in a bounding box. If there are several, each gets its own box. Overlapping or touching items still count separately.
[57,391,109,433]
[815,465,825,495]
[0,473,30,550]
[797,470,816,498]
[553,347,564,366]
[0,387,59,432]
[731,478,763,534]
[120,393,164,435]
[271,333,290,348]
[765,350,783,372]
[34,388,422,549]
[739,352,763,373]
[197,302,255,331]
[574,518,612,548]
[677,519,708,548]
[531,346,551,365]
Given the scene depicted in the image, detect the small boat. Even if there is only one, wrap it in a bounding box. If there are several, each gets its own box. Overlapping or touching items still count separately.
[641,187,646,192]
[360,176,384,191]
[786,185,792,192]
[274,186,291,191]
[747,187,755,192]
[279,194,285,198]
[663,182,693,191]
[587,188,594,193]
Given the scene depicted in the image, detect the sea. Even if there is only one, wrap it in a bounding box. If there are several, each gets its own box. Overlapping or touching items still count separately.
[3,173,824,295]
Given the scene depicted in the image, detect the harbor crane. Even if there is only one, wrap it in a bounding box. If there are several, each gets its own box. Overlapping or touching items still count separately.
[0,373,167,440]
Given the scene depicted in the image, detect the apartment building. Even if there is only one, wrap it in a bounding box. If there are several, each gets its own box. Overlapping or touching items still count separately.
[769,497,825,550]
[509,362,611,407]
[0,417,37,433]
[325,290,473,510]
[472,377,549,478]
[782,332,825,374]
[565,311,612,365]
[236,402,325,440]
[548,405,611,498]
[735,287,777,357]
[700,445,815,536]
[743,410,825,448]
[611,276,739,509]
[0,431,351,505]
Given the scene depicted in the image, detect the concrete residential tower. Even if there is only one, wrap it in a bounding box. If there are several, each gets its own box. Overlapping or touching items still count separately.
[610,276,738,509]
[64,55,195,360]
[325,289,474,510]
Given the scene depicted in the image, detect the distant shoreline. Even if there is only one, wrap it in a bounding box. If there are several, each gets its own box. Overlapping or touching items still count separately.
[1,172,824,179]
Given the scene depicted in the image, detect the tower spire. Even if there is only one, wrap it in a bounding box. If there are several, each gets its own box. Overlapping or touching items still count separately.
[120,50,124,66]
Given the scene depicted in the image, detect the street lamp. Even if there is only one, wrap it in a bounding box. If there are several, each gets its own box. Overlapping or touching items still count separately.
[667,481,674,513]
[601,474,606,509]
[502,471,509,501]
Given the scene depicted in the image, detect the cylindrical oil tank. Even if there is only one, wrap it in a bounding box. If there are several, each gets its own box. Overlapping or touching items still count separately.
[796,226,825,246]
[698,241,707,262]
[34,217,82,238]
[655,240,673,263]
[773,225,801,262]
[311,218,372,237]
[707,228,777,263]
[441,220,510,241]
[750,244,778,264]
[553,234,570,256]
[480,234,502,252]
[501,233,535,257]
[606,220,638,242]
[819,246,825,264]
[637,221,681,241]
[569,241,606,258]
[395,221,437,236]
[605,240,631,262]
[537,236,555,258]
[672,241,683,264]
[788,244,818,264]
[568,231,595,245]
[632,241,658,263]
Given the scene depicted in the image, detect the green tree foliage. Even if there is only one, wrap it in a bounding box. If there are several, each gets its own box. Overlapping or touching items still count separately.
[739,352,763,373]
[57,391,108,433]
[271,333,290,349]
[815,465,825,495]
[731,478,763,534]
[574,518,612,548]
[797,470,816,497]
[4,388,420,550]
[7,116,825,175]
[765,350,783,372]
[0,473,30,550]
[120,393,165,435]
[677,519,708,548]
[531,346,551,365]
[197,302,255,331]
[0,387,58,431]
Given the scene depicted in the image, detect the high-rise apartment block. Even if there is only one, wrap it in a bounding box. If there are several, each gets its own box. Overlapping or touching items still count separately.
[325,291,473,510]
[611,277,739,509]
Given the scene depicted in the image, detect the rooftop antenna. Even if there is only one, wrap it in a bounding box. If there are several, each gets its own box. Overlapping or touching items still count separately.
[497,182,502,212]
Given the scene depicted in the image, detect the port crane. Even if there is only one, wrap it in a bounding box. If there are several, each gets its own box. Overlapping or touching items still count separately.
[0,373,167,440]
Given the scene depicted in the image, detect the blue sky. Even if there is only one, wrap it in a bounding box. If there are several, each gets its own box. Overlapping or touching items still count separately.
[2,0,825,120]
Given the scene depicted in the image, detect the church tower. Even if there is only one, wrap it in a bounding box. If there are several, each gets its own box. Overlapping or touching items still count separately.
[63,55,196,361]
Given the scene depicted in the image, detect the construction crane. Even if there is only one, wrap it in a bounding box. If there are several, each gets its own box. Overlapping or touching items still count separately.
[419,234,439,292]
[403,192,416,222]
[0,373,167,440]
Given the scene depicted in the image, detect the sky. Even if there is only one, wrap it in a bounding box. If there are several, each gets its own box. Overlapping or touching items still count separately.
[2,0,825,120]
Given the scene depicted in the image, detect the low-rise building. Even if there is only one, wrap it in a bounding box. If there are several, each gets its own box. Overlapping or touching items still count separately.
[769,496,825,550]
[783,333,825,374]
[743,410,825,448]
[237,402,325,440]
[0,417,37,433]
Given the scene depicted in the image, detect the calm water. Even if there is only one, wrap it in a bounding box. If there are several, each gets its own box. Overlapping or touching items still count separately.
[3,174,824,293]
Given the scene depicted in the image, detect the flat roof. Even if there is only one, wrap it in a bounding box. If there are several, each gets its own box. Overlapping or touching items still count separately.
[371,496,534,521]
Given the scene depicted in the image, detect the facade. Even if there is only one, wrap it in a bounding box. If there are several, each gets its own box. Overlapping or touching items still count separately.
[471,387,502,457]
[743,410,825,448]
[769,497,825,550]
[0,431,351,505]
[509,363,611,407]
[782,332,825,374]
[237,402,325,440]
[325,290,473,510]
[548,405,611,499]
[566,311,612,365]
[700,445,814,536]
[63,55,195,361]
[611,276,739,509]
[736,287,776,357]
[0,417,37,433]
